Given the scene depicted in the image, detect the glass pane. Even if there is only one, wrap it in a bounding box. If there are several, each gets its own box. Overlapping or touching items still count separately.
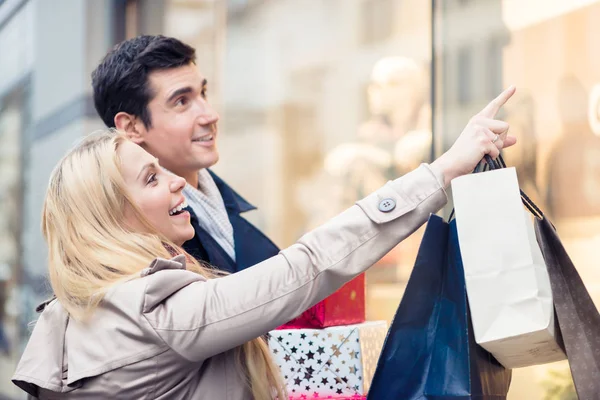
[158,0,434,325]
[219,0,433,324]
[0,89,26,399]
[434,1,600,398]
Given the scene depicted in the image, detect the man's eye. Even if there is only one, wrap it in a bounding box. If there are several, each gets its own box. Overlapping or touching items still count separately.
[201,88,208,99]
[175,97,188,106]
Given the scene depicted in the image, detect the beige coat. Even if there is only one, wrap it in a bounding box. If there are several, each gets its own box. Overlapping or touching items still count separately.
[12,165,446,399]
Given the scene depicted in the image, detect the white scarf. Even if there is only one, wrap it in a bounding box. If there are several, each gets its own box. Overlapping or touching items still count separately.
[182,169,236,261]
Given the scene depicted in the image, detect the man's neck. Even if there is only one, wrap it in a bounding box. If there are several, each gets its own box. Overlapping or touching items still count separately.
[180,170,200,189]
[389,109,419,135]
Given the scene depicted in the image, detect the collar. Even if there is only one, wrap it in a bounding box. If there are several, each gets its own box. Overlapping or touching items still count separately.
[206,169,256,214]
[165,168,257,216]
[140,254,187,277]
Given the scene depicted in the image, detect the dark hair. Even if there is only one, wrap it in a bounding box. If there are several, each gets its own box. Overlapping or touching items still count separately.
[92,35,196,128]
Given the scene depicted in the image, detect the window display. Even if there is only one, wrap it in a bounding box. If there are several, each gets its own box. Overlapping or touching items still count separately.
[0,87,26,399]
[435,1,600,398]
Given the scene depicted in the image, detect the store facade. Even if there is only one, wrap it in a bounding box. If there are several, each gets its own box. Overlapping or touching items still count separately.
[1,1,599,398]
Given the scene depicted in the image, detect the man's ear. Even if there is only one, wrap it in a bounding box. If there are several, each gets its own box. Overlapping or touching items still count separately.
[114,112,147,145]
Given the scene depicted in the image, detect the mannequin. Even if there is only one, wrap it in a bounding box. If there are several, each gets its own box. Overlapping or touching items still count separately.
[543,76,600,314]
[325,56,432,206]
[359,56,432,174]
[501,94,545,209]
[322,57,432,296]
[546,76,600,219]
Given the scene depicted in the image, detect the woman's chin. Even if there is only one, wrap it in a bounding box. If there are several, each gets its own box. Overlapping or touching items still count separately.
[167,231,194,248]
[168,220,195,247]
[179,228,196,246]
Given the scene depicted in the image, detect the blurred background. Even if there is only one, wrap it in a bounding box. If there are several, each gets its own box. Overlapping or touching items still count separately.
[2,0,599,398]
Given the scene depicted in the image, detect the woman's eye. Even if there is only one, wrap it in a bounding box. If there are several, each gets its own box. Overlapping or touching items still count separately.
[147,173,157,185]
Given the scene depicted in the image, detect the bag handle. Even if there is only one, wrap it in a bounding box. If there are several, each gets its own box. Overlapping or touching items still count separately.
[448,154,544,221]
[483,154,544,219]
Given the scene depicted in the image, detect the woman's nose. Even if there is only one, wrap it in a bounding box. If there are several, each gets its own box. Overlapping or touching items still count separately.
[170,175,187,192]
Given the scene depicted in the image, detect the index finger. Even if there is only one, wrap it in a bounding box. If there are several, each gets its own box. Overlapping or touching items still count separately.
[477,86,516,118]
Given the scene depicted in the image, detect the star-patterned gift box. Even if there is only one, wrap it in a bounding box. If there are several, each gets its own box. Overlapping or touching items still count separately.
[268,321,387,397]
[288,395,365,399]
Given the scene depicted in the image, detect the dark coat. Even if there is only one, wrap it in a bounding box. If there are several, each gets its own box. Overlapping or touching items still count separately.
[182,170,280,273]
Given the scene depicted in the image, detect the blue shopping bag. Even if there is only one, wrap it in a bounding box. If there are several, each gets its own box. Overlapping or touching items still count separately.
[368,214,511,399]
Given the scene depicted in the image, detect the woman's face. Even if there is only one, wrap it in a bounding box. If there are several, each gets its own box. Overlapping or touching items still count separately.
[118,141,195,246]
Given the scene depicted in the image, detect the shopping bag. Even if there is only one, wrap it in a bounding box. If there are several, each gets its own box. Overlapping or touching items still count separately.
[535,216,600,399]
[368,214,512,399]
[469,155,600,398]
[451,166,566,368]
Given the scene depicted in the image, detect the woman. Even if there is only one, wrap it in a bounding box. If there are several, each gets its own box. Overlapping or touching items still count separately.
[12,88,516,399]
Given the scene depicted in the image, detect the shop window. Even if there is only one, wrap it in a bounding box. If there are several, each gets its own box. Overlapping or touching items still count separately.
[435,1,600,398]
[0,85,27,399]
[486,37,503,99]
[361,0,395,45]
[457,46,473,105]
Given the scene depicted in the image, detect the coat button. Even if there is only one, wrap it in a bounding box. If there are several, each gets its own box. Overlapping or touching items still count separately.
[378,198,396,213]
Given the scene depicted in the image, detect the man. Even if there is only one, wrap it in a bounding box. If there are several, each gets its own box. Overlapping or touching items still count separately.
[92,35,279,273]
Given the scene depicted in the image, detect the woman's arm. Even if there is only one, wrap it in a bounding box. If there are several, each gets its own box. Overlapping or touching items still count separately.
[143,86,518,362]
[143,165,445,361]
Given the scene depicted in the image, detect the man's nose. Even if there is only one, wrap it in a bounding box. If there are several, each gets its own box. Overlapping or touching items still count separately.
[197,101,219,125]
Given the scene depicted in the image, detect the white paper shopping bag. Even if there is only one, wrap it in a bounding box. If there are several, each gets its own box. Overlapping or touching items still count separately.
[451,167,566,368]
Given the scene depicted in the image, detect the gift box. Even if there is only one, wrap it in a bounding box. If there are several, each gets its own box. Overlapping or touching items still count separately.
[278,274,365,329]
[268,321,387,397]
[289,395,365,400]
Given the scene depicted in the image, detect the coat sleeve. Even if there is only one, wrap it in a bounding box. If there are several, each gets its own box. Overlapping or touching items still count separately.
[142,164,447,362]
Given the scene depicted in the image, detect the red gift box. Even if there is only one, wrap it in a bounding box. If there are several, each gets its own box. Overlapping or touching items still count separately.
[278,274,365,329]
[289,396,365,400]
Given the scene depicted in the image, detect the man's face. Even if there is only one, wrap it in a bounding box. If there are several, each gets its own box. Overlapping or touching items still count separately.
[136,63,219,182]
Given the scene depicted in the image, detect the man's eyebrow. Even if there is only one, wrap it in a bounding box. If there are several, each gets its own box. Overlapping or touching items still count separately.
[166,79,208,103]
[166,87,193,103]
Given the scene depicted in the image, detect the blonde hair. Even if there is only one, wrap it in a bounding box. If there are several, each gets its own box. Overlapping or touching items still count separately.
[42,130,286,400]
